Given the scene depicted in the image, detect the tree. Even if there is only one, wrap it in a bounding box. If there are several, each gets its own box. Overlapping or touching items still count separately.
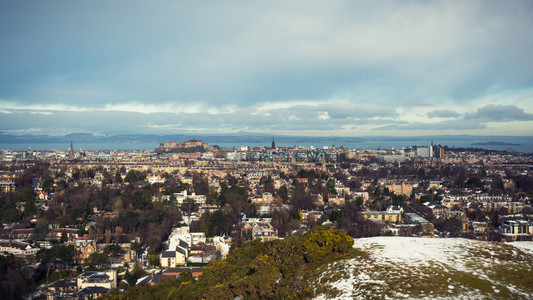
[85,252,109,270]
[193,173,209,195]
[148,253,160,267]
[0,254,33,299]
[290,183,314,210]
[277,185,288,203]
[115,171,123,183]
[435,216,463,237]
[104,244,122,262]
[260,176,275,194]
[326,178,337,195]
[35,223,51,241]
[42,178,55,193]
[37,245,75,278]
[124,170,138,183]
[181,198,198,218]
[208,210,229,236]
[0,199,19,223]
[354,197,364,208]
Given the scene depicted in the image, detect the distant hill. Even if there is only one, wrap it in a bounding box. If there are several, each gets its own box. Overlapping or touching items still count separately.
[472,141,521,146]
[310,237,533,299]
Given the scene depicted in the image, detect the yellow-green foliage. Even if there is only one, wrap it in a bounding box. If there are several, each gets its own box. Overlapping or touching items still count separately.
[302,226,354,263]
[112,227,354,299]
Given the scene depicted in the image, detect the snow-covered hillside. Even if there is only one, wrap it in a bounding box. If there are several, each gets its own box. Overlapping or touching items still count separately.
[310,237,533,299]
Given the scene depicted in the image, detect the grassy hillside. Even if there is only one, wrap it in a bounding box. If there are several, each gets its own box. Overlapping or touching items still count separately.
[308,237,533,299]
[103,232,533,299]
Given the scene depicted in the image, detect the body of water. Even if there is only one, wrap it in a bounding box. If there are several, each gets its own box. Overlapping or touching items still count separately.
[1,135,533,153]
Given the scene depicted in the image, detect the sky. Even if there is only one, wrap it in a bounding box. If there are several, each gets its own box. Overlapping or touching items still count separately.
[1,0,533,137]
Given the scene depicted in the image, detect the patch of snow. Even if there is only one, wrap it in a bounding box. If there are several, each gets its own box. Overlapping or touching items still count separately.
[507,241,533,255]
[354,237,479,273]
[312,236,533,300]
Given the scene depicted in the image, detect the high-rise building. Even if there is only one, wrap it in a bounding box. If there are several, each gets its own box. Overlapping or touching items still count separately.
[272,137,276,149]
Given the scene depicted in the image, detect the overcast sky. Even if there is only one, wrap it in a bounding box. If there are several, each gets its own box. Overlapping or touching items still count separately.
[1,0,532,137]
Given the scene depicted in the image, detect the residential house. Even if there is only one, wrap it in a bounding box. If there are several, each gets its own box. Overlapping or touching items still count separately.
[9,228,35,240]
[353,192,369,204]
[328,194,345,206]
[168,226,206,247]
[384,181,413,196]
[242,217,278,242]
[160,240,188,268]
[361,206,404,223]
[46,278,77,300]
[47,228,79,242]
[72,239,97,264]
[0,240,38,257]
[502,220,533,240]
[425,203,448,217]
[174,190,206,205]
[68,270,117,299]
[301,211,323,224]
[75,286,110,300]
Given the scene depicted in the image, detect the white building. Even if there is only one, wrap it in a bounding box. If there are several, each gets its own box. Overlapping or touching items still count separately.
[416,146,433,158]
[168,226,206,248]
[77,270,117,290]
[173,190,206,205]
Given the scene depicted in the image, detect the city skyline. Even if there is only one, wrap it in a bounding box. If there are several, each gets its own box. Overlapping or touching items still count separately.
[1,1,533,137]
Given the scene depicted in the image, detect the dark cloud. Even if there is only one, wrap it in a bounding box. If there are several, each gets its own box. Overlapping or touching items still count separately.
[465,105,533,121]
[427,110,461,119]
[377,120,487,131]
[379,104,533,132]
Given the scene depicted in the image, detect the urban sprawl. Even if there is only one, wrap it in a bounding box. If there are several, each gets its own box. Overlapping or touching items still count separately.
[1,139,532,299]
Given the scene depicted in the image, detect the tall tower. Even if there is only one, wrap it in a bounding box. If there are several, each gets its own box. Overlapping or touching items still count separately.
[272,137,276,149]
[69,141,74,158]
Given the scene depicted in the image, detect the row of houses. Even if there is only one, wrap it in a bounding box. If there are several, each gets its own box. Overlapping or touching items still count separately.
[0,239,39,256]
[160,226,229,268]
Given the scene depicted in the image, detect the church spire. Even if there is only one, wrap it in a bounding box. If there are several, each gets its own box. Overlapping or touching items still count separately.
[69,141,74,158]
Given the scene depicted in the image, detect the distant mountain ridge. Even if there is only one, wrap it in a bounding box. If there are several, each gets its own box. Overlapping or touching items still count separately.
[472,141,521,146]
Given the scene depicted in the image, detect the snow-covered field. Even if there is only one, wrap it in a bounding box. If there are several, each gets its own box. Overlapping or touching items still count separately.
[311,237,533,300]
[508,241,533,255]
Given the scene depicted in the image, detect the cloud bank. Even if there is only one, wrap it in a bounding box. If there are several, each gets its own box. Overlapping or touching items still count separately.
[1,0,532,136]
